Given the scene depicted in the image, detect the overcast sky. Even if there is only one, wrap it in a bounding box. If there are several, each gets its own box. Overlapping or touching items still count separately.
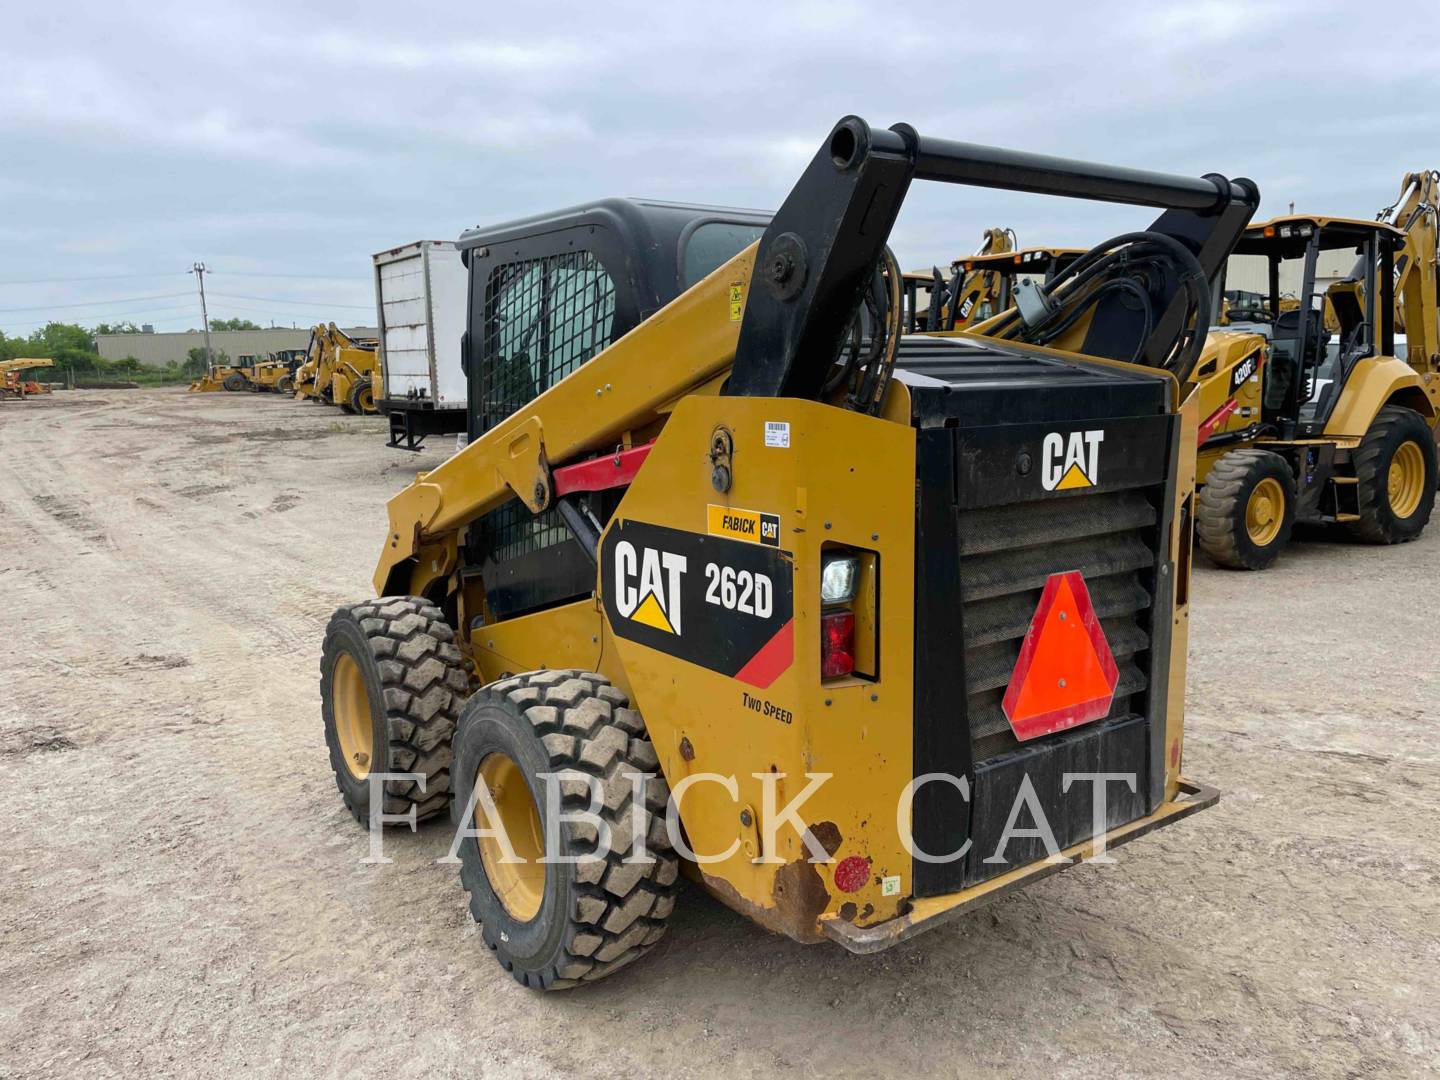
[3,0,1435,336]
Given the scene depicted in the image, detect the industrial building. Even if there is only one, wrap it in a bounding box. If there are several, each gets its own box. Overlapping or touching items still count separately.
[95,327,378,367]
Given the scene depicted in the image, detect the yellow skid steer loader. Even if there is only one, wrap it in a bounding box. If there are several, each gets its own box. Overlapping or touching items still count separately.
[319,117,1257,989]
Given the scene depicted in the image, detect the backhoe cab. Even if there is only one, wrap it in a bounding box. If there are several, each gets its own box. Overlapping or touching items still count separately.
[1192,196,1440,569]
[320,117,1258,989]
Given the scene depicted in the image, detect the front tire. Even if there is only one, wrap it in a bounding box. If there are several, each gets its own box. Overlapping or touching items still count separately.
[453,670,678,990]
[1348,406,1436,543]
[222,373,246,392]
[320,597,469,824]
[1196,448,1295,570]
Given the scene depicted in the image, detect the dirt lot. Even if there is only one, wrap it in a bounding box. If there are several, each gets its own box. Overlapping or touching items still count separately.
[1,386,1436,1079]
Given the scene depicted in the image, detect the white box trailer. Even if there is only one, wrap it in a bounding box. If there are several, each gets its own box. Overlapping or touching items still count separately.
[373,240,469,450]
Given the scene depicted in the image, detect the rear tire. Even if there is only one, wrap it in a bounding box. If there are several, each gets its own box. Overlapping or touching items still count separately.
[1348,406,1436,543]
[452,670,678,990]
[320,597,470,825]
[276,375,294,394]
[349,377,375,414]
[222,373,246,392]
[1196,448,1295,570]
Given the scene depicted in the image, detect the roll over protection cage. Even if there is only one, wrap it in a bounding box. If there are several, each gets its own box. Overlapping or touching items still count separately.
[727,116,1260,401]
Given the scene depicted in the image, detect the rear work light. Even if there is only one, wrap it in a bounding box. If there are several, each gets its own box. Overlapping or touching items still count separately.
[820,554,859,604]
[821,611,856,678]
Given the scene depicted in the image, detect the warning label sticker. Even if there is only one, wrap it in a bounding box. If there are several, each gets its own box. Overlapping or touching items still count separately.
[728,282,745,322]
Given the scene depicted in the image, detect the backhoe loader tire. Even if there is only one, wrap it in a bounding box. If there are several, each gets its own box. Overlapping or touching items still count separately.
[222,373,246,392]
[1196,448,1295,570]
[276,375,294,394]
[349,377,375,415]
[453,670,678,991]
[1348,406,1436,544]
[320,597,469,826]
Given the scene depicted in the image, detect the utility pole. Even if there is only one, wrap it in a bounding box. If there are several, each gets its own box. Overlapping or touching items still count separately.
[190,262,214,371]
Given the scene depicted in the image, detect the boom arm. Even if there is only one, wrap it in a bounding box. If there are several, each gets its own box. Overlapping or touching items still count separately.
[1380,171,1440,368]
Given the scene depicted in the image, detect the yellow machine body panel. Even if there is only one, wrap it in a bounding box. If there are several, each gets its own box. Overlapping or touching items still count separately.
[1323,356,1439,438]
[596,394,917,938]
[1191,331,1266,483]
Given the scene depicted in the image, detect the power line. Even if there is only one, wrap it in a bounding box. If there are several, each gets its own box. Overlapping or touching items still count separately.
[0,303,201,332]
[209,269,370,281]
[0,291,194,314]
[207,290,372,310]
[0,268,370,287]
[0,270,190,286]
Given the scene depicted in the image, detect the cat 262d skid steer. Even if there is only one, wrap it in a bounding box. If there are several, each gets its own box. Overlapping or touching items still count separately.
[319,117,1257,989]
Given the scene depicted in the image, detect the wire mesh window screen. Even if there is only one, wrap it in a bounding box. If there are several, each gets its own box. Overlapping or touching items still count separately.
[476,498,573,563]
[478,251,617,435]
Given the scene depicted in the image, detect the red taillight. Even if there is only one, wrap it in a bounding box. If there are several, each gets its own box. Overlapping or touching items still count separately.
[833,854,870,893]
[821,610,855,679]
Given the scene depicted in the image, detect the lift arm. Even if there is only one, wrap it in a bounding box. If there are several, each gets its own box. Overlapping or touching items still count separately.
[726,118,1258,399]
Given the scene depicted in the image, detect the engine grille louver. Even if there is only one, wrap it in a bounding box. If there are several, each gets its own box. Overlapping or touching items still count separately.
[959,488,1159,763]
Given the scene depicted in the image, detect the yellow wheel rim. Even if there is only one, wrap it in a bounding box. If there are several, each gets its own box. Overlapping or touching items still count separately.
[1388,440,1426,520]
[359,387,374,413]
[332,653,373,780]
[476,753,546,922]
[1245,476,1285,546]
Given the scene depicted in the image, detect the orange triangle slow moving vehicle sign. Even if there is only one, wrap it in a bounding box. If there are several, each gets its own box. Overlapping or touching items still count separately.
[1001,571,1119,741]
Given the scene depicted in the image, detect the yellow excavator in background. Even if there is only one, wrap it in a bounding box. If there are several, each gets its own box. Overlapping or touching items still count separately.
[0,358,54,398]
[1189,171,1439,569]
[293,324,380,413]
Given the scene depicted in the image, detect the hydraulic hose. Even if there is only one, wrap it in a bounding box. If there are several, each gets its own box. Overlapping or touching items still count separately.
[986,230,1212,383]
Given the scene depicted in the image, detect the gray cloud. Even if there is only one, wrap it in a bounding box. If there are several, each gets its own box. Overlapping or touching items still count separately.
[4,0,1435,333]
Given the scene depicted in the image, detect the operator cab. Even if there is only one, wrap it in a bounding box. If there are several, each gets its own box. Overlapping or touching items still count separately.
[1219,216,1404,438]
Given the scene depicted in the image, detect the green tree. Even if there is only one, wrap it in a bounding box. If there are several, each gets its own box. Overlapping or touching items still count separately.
[94,321,143,335]
[209,318,262,331]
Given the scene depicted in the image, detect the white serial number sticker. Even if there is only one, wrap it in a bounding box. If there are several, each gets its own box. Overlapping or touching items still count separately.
[764,421,790,448]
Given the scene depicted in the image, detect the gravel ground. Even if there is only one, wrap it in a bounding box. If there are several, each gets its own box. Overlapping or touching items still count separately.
[1,387,1436,1079]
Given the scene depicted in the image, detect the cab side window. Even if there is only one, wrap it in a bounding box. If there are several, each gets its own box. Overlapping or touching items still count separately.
[478,251,616,435]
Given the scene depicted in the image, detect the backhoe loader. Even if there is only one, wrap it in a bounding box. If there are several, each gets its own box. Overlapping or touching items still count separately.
[0,358,54,398]
[944,245,1085,331]
[1190,171,1439,569]
[318,116,1256,989]
[243,348,307,393]
[941,226,1019,331]
[293,324,381,412]
[906,229,1025,333]
[188,357,248,393]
